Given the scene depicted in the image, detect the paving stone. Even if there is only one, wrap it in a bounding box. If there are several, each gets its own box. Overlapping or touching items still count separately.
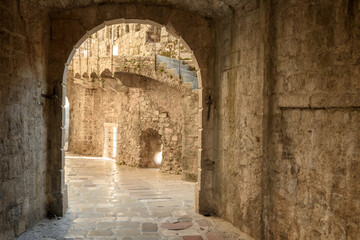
[178,216,193,222]
[96,222,119,229]
[117,222,140,229]
[182,236,203,240]
[205,232,223,240]
[119,228,141,237]
[161,222,193,230]
[151,211,173,217]
[116,217,131,222]
[16,155,246,239]
[141,232,160,238]
[142,222,158,232]
[87,229,112,237]
[195,219,212,227]
[132,217,153,222]
[64,230,87,238]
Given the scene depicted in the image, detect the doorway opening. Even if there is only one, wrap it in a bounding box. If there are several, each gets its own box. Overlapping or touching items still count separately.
[139,128,162,168]
[103,124,118,159]
[62,21,202,236]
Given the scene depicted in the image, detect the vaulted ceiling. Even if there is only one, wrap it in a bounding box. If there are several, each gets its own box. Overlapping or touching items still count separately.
[35,0,251,19]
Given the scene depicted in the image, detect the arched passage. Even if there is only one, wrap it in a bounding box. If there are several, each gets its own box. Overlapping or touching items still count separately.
[47,8,215,217]
[139,128,162,168]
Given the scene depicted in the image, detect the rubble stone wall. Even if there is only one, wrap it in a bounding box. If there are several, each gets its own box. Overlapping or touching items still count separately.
[73,23,194,74]
[67,72,199,177]
[67,23,199,178]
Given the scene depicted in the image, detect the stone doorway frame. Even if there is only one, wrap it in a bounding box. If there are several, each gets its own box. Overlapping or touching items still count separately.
[47,4,215,217]
[103,123,119,159]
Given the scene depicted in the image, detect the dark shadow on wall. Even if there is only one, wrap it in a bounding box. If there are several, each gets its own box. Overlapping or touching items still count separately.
[139,128,162,168]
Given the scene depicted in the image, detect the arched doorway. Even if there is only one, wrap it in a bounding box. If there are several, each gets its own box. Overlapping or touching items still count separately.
[46,5,215,217]
[139,128,162,168]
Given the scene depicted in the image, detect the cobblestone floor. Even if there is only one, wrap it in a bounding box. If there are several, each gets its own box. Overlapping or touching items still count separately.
[16,154,253,240]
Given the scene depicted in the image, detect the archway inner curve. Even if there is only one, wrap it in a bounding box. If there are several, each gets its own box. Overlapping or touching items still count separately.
[62,20,203,216]
[48,6,215,218]
[63,19,203,90]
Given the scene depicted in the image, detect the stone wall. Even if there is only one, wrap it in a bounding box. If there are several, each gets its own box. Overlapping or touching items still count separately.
[73,23,194,74]
[212,1,360,239]
[0,1,48,239]
[266,1,360,239]
[67,23,199,178]
[67,72,199,177]
[270,109,360,239]
[2,1,360,239]
[213,2,266,238]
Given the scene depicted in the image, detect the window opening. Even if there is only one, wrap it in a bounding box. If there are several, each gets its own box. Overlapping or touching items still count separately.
[113,45,118,56]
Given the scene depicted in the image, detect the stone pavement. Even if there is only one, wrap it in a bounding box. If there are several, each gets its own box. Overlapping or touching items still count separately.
[16,154,253,240]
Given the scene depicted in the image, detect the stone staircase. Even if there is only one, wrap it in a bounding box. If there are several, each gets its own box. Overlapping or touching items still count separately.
[157,55,199,89]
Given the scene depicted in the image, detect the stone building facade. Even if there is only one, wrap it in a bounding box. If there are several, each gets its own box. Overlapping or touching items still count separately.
[72,23,194,74]
[66,23,199,178]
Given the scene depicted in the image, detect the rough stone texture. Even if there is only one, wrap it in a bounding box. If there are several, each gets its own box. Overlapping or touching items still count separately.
[47,4,215,225]
[65,23,200,177]
[212,3,266,238]
[266,1,360,239]
[269,109,360,239]
[183,236,203,240]
[72,23,196,75]
[2,1,360,239]
[140,129,162,168]
[67,72,198,175]
[142,222,158,232]
[0,1,48,239]
[206,231,224,240]
[31,0,250,20]
[195,219,212,228]
[161,221,193,230]
[15,155,252,240]
[212,1,360,239]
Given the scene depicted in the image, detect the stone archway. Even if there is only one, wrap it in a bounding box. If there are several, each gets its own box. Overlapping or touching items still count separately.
[139,128,162,168]
[47,4,215,217]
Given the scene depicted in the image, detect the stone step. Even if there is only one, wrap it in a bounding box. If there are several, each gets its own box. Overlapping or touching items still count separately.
[183,82,193,89]
[183,76,197,83]
[157,55,183,64]
[157,55,199,89]
[163,62,193,71]
[157,55,194,70]
[173,68,197,78]
[183,78,198,89]
[192,88,200,94]
[192,81,199,89]
[158,62,167,69]
[165,68,176,76]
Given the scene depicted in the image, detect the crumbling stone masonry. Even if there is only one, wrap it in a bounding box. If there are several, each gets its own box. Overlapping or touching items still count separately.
[66,71,199,176]
[66,23,199,177]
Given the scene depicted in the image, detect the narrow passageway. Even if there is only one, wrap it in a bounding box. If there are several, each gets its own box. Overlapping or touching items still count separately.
[16,154,249,240]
